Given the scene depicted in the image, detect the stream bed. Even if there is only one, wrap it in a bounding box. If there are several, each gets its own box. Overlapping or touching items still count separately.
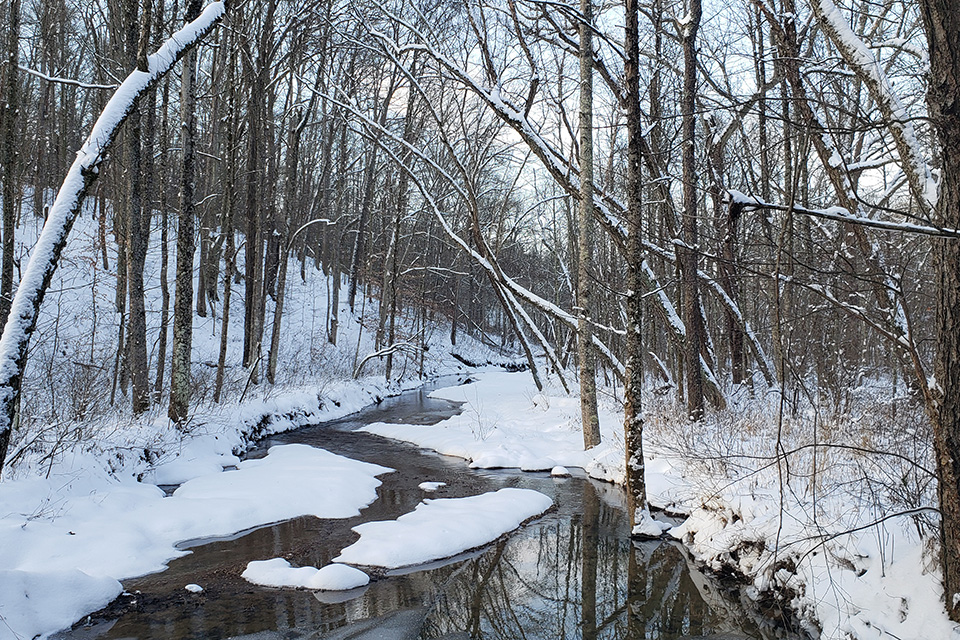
[57,380,803,640]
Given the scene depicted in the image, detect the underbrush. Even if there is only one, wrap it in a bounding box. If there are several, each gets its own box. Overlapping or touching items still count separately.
[645,381,943,638]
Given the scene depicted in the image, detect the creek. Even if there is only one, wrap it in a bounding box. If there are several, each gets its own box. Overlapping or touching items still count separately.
[57,379,802,640]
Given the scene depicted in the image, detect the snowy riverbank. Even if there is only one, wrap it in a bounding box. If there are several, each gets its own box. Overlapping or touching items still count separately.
[363,370,960,640]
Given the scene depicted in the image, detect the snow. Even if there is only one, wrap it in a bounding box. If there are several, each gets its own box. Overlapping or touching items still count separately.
[0,569,121,640]
[631,508,672,538]
[363,371,687,500]
[333,488,553,569]
[811,0,937,213]
[184,583,203,593]
[242,558,369,591]
[418,481,445,491]
[550,465,571,477]
[0,2,227,438]
[359,370,960,640]
[0,179,506,639]
[0,445,389,639]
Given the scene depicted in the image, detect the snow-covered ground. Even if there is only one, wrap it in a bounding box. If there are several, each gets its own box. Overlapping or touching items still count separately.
[1,201,956,639]
[0,204,518,639]
[0,445,389,639]
[361,371,960,640]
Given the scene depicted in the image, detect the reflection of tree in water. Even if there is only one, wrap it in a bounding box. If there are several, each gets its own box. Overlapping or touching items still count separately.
[419,481,759,640]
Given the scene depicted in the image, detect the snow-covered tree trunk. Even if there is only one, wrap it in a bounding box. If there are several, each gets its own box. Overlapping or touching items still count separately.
[0,1,228,470]
[920,0,960,621]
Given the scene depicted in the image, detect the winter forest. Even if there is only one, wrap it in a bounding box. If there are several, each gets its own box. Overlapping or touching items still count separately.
[1,0,960,638]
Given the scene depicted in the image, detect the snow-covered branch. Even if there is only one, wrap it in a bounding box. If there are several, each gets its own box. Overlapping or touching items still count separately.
[17,65,119,90]
[0,1,229,470]
[809,0,937,215]
[728,189,960,238]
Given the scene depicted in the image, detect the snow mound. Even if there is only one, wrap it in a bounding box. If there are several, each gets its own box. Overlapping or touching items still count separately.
[631,508,672,538]
[550,466,571,477]
[334,487,552,569]
[0,569,121,640]
[418,481,446,492]
[184,583,203,593]
[242,558,369,591]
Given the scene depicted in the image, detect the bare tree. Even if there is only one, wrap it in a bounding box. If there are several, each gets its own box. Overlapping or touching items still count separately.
[170,0,207,424]
[0,0,229,471]
[0,0,20,328]
[577,0,601,449]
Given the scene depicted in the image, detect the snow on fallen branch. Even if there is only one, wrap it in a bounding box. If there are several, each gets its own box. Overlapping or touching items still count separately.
[0,1,229,471]
[353,342,423,379]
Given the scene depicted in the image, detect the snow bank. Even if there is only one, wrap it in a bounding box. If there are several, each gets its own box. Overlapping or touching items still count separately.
[242,558,369,591]
[362,371,690,508]
[0,444,389,639]
[0,569,121,640]
[360,370,960,639]
[334,488,553,569]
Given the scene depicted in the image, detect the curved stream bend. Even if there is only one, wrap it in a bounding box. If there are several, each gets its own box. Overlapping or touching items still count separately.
[58,381,803,640]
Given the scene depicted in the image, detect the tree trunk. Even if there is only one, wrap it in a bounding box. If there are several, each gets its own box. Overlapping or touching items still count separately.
[679,0,705,421]
[154,76,171,402]
[328,119,348,346]
[0,1,228,471]
[169,0,204,425]
[126,0,153,415]
[0,0,20,329]
[920,0,960,621]
[623,0,647,529]
[349,74,397,313]
[577,0,601,449]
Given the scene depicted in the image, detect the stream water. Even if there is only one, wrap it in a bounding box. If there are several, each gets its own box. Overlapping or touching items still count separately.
[57,380,801,640]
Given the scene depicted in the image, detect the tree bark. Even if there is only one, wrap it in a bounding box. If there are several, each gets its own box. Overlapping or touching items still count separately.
[623,0,647,529]
[154,76,171,402]
[168,0,205,425]
[920,0,960,621]
[0,0,20,329]
[679,0,705,421]
[577,0,601,449]
[126,0,153,415]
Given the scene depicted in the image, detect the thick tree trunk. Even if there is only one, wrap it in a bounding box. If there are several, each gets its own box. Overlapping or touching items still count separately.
[577,0,601,449]
[126,0,153,415]
[920,0,960,621]
[679,0,705,421]
[169,0,204,425]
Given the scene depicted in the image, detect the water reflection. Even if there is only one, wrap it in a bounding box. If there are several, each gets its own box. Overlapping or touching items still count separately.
[57,383,793,640]
[419,480,755,640]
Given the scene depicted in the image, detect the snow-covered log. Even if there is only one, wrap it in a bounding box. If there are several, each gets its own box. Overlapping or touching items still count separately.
[0,1,229,472]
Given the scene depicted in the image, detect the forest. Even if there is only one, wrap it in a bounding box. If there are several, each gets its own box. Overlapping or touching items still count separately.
[1,0,960,638]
